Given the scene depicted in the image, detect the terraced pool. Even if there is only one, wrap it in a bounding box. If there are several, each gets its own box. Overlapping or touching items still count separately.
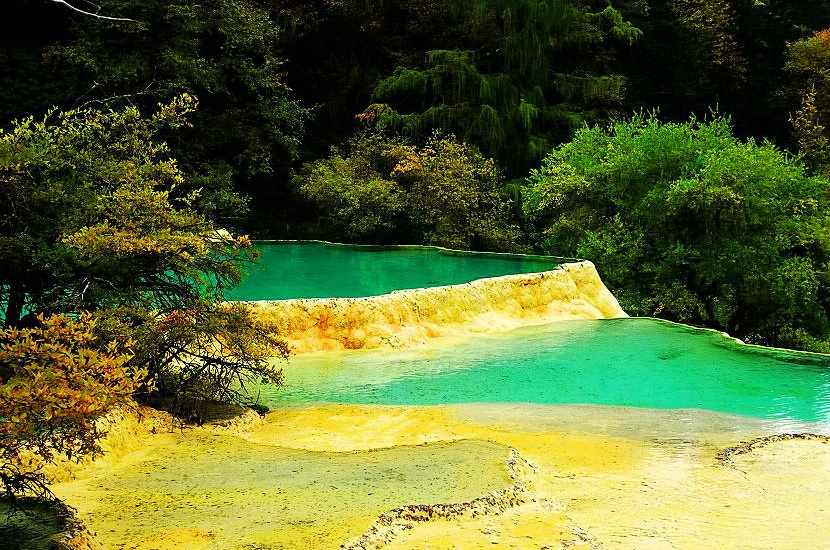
[45,242,830,550]
[226,241,571,300]
[260,318,830,423]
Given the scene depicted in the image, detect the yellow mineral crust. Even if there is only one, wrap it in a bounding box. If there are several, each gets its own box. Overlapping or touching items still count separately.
[248,260,627,353]
[51,403,830,550]
[52,415,516,550]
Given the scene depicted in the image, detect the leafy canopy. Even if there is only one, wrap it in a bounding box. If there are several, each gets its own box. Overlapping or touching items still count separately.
[55,0,308,227]
[297,133,523,251]
[524,114,830,351]
[361,0,641,173]
[1,95,243,321]
[0,98,286,501]
[786,29,830,173]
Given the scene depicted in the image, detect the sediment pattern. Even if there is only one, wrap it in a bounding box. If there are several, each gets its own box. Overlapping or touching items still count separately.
[44,406,176,550]
[342,448,537,550]
[715,433,830,466]
[48,403,830,550]
[249,260,626,353]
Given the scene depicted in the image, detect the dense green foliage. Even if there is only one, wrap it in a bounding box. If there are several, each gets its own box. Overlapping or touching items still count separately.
[70,0,308,229]
[298,134,522,250]
[4,0,307,232]
[6,1,830,231]
[0,96,285,403]
[785,30,830,173]
[273,0,830,162]
[616,0,830,142]
[361,0,641,172]
[3,97,229,320]
[524,115,830,351]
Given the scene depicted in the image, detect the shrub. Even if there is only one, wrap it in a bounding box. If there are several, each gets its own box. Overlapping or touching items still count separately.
[524,114,830,351]
[0,314,139,503]
[298,133,523,251]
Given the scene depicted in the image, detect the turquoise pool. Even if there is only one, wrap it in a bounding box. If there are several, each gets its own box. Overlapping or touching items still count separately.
[227,241,572,300]
[258,318,830,423]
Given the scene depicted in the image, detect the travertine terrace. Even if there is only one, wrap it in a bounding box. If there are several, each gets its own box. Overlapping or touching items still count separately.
[250,260,626,353]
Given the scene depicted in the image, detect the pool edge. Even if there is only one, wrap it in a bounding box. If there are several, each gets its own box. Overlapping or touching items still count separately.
[242,260,627,353]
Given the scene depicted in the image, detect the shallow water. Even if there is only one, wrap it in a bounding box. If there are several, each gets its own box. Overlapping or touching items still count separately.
[258,318,830,423]
[55,402,829,550]
[52,429,511,550]
[227,241,569,300]
[0,501,65,550]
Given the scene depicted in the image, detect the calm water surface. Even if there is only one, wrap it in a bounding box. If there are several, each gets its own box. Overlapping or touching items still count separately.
[231,243,830,424]
[259,319,830,423]
[227,241,570,300]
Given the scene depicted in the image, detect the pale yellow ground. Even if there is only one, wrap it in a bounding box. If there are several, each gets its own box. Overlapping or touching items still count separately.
[51,403,830,550]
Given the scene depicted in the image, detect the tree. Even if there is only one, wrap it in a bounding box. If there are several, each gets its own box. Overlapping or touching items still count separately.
[674,0,747,81]
[50,0,307,233]
[0,97,285,459]
[616,0,830,146]
[273,0,480,161]
[297,133,523,250]
[360,0,641,174]
[0,2,75,126]
[0,314,140,504]
[523,114,830,351]
[785,29,830,172]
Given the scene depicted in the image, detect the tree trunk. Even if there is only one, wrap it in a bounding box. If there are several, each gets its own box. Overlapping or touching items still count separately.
[4,284,25,328]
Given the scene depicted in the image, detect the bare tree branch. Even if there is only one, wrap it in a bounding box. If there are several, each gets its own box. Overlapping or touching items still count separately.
[48,0,136,22]
[73,80,163,110]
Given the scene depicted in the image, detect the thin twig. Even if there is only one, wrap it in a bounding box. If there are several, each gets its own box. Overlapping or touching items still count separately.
[48,0,136,22]
[74,81,161,110]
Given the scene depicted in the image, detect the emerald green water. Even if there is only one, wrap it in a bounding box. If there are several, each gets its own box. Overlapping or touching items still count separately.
[227,241,570,300]
[259,319,830,423]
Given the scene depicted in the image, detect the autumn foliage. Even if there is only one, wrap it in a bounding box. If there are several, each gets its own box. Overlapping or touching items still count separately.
[0,314,141,500]
[0,98,286,502]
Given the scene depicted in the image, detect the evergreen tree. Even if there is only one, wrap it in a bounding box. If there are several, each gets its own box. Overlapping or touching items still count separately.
[617,0,830,145]
[360,0,641,173]
[785,29,830,173]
